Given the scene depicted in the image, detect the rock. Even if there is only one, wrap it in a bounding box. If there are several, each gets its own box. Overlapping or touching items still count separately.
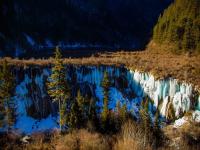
[21,135,31,144]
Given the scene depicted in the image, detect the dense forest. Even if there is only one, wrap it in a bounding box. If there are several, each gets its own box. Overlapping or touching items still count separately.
[153,0,200,53]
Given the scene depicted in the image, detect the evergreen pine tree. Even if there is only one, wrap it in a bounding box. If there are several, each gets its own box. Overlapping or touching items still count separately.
[67,100,82,129]
[88,97,97,120]
[77,90,85,119]
[139,98,152,146]
[118,102,128,124]
[154,109,160,131]
[0,60,15,130]
[144,97,149,113]
[153,109,164,148]
[120,103,128,122]
[116,101,128,130]
[115,101,121,130]
[67,90,91,129]
[86,97,99,131]
[47,46,70,131]
[167,102,176,122]
[101,71,110,131]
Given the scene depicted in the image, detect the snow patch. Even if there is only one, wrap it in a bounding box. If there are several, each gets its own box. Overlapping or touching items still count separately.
[15,115,58,134]
[192,110,200,123]
[173,117,188,128]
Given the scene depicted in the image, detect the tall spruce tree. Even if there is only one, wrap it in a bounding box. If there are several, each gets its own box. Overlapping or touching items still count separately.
[67,100,82,129]
[77,90,85,117]
[87,97,98,131]
[0,60,15,129]
[116,101,128,130]
[120,103,128,123]
[66,90,87,129]
[153,109,163,148]
[139,98,152,146]
[76,90,86,124]
[47,47,70,131]
[101,71,111,131]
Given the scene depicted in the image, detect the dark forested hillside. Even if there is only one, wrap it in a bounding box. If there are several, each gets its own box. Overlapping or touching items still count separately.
[153,0,200,53]
[0,0,171,57]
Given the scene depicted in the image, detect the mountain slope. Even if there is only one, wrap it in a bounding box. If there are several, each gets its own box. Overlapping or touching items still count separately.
[153,0,200,53]
[0,0,171,57]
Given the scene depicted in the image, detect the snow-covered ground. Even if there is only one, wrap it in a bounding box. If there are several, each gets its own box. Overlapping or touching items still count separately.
[15,115,58,134]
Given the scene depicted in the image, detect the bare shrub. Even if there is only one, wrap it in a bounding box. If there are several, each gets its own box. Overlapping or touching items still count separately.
[114,120,152,150]
[56,129,109,150]
[56,131,79,150]
[79,129,109,150]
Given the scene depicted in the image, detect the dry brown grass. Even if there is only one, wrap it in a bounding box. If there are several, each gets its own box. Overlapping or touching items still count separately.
[0,121,199,150]
[163,121,200,150]
[114,139,142,150]
[0,131,56,150]
[114,120,152,150]
[22,131,58,150]
[1,45,200,90]
[55,129,110,150]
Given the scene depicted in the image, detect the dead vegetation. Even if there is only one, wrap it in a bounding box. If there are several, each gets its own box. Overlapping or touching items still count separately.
[163,121,200,150]
[1,45,200,90]
[55,129,111,150]
[0,120,200,150]
[114,120,152,150]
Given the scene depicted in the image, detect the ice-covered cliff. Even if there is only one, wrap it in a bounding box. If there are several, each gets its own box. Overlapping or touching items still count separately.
[11,65,200,133]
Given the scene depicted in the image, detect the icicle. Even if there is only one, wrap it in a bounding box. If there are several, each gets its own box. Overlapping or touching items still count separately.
[173,92,182,117]
[160,96,169,116]
[169,79,177,98]
[196,96,200,111]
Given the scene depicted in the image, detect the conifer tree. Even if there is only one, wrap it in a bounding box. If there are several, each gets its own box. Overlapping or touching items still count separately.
[88,97,97,120]
[77,90,88,125]
[77,90,85,118]
[167,102,176,122]
[115,101,121,130]
[120,103,128,122]
[87,97,98,130]
[101,71,110,131]
[153,0,200,53]
[67,100,82,129]
[144,97,149,113]
[47,47,70,131]
[139,98,152,146]
[0,60,15,129]
[116,101,128,130]
[117,101,128,123]
[67,90,89,129]
[154,109,160,131]
[153,109,163,148]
